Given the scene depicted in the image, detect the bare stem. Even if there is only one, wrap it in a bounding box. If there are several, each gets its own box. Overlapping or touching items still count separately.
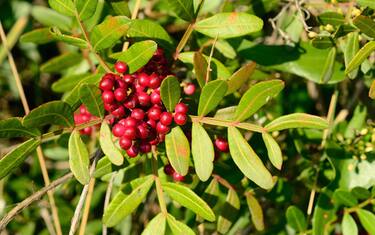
[151,147,167,215]
[294,0,312,32]
[78,178,96,235]
[102,174,115,235]
[174,23,195,60]
[122,0,142,51]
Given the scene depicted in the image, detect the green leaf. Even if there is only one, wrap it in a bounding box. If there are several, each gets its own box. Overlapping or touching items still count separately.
[332,189,358,207]
[31,6,72,32]
[0,118,40,138]
[48,0,75,16]
[262,132,282,170]
[52,73,91,93]
[40,52,83,73]
[369,80,375,99]
[20,28,55,44]
[162,182,215,221]
[198,80,228,116]
[76,0,98,20]
[246,193,264,231]
[91,16,131,51]
[265,113,328,132]
[357,0,375,8]
[351,187,371,200]
[357,209,375,235]
[141,213,166,235]
[345,41,375,74]
[342,213,358,235]
[167,0,194,21]
[0,139,40,180]
[226,62,256,95]
[320,47,336,84]
[217,189,240,234]
[160,76,181,112]
[116,40,157,73]
[191,122,214,181]
[23,101,74,128]
[234,80,284,122]
[286,206,307,232]
[193,51,209,88]
[195,12,263,39]
[317,12,345,26]
[79,84,104,118]
[344,105,366,139]
[344,32,359,79]
[202,179,220,208]
[99,121,124,166]
[68,130,90,185]
[311,36,334,49]
[166,214,195,235]
[94,156,114,178]
[165,126,190,176]
[50,27,88,48]
[215,39,236,59]
[227,127,274,189]
[103,176,154,227]
[108,0,131,17]
[353,15,375,38]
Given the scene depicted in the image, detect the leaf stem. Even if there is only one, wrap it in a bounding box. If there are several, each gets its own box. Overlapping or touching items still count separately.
[151,147,168,215]
[174,22,195,60]
[345,198,375,214]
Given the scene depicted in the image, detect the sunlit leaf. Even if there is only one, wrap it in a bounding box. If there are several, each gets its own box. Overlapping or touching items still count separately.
[165,126,190,176]
[198,80,228,116]
[20,28,54,44]
[160,76,181,112]
[40,52,83,73]
[317,12,345,26]
[68,130,90,185]
[357,209,375,235]
[99,121,124,166]
[246,193,264,231]
[344,32,359,79]
[345,41,375,74]
[50,27,88,48]
[320,47,336,84]
[226,62,256,95]
[217,189,240,234]
[262,132,282,170]
[332,189,358,207]
[353,15,375,38]
[141,213,166,235]
[193,51,208,88]
[31,6,72,32]
[286,206,307,232]
[48,0,75,16]
[342,213,358,235]
[52,73,91,93]
[265,113,328,132]
[76,0,98,20]
[369,80,375,99]
[166,214,195,235]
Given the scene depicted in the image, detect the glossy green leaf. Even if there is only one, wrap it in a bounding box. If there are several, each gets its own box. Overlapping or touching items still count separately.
[353,15,375,38]
[193,51,208,88]
[228,127,274,189]
[342,213,358,235]
[79,84,104,118]
[91,16,130,51]
[320,47,336,84]
[246,193,264,231]
[50,27,88,48]
[142,213,166,235]
[262,132,282,170]
[351,187,371,200]
[265,113,328,132]
[162,182,215,221]
[94,156,114,178]
[76,0,98,20]
[116,40,157,73]
[357,209,375,235]
[103,176,154,227]
[311,36,334,49]
[345,41,375,74]
[23,101,74,128]
[226,62,256,95]
[166,214,195,235]
[31,6,72,31]
[68,130,90,185]
[20,28,54,44]
[191,122,214,181]
[286,206,307,232]
[195,12,263,39]
[165,126,190,176]
[198,80,228,116]
[332,189,358,207]
[0,139,40,180]
[99,121,124,166]
[344,32,359,79]
[0,118,40,138]
[217,189,240,234]
[48,0,75,16]
[108,0,130,17]
[357,0,375,8]
[52,73,91,93]
[160,76,181,112]
[234,80,284,122]
[167,0,194,21]
[317,12,345,26]
[40,52,83,73]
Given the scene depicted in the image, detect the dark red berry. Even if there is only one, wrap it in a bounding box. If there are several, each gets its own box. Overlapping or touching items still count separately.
[114,88,127,102]
[175,103,188,114]
[137,92,151,106]
[112,123,126,137]
[131,108,145,120]
[119,137,132,150]
[215,137,229,152]
[148,74,161,89]
[136,124,150,139]
[104,103,117,112]
[111,106,126,118]
[184,83,196,95]
[114,61,127,74]
[99,78,114,91]
[138,73,150,87]
[148,106,162,120]
[156,122,170,134]
[126,144,139,158]
[115,79,127,89]
[123,74,134,84]
[160,112,173,126]
[139,142,151,153]
[102,90,115,104]
[174,112,187,125]
[124,95,138,109]
[164,164,174,175]
[135,83,146,93]
[146,119,156,128]
[123,126,137,139]
[119,117,137,127]
[172,172,185,181]
[150,91,161,104]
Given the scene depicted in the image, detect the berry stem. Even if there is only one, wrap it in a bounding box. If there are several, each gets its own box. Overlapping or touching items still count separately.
[151,146,168,215]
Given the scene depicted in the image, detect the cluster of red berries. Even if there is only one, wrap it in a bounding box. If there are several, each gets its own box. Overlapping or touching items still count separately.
[163,164,185,181]
[99,49,189,158]
[74,105,97,135]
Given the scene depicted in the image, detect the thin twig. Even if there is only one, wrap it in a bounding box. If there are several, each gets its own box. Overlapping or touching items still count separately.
[268,2,292,43]
[122,0,142,51]
[0,21,63,235]
[0,172,74,231]
[40,207,57,235]
[151,147,167,215]
[78,178,96,235]
[205,34,218,84]
[102,174,115,235]
[294,0,312,32]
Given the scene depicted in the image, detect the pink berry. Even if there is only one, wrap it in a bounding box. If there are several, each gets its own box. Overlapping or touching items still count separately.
[160,112,173,126]
[114,61,127,74]
[215,137,229,152]
[123,74,134,84]
[175,103,188,114]
[174,112,187,125]
[80,127,92,136]
[119,117,137,127]
[184,83,196,95]
[148,74,161,89]
[172,172,185,181]
[138,73,150,87]
[148,106,162,121]
[137,92,151,106]
[79,105,90,115]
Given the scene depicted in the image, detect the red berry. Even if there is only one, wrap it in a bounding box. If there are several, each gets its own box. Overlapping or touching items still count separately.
[138,73,150,87]
[164,164,174,175]
[123,126,137,140]
[102,90,115,104]
[79,105,90,115]
[150,91,161,104]
[184,83,196,95]
[74,114,83,124]
[126,144,139,158]
[80,127,92,136]
[104,103,117,112]
[136,124,150,139]
[137,92,151,106]
[156,122,170,134]
[174,112,187,125]
[115,79,127,89]
[172,172,185,181]
[175,103,188,114]
[123,74,134,84]
[112,123,126,137]
[147,106,162,121]
[80,114,91,123]
[139,142,151,153]
[154,48,164,57]
[146,119,156,128]
[160,112,173,126]
[124,95,138,109]
[114,61,127,74]
[135,83,146,93]
[119,117,137,127]
[131,108,145,120]
[148,74,161,89]
[119,137,132,150]
[111,106,126,118]
[114,88,127,102]
[99,77,114,91]
[215,137,229,152]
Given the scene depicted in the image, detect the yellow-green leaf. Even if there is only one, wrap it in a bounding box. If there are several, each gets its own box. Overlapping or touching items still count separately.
[286,206,307,232]
[20,28,55,44]
[68,130,90,185]
[357,209,375,235]
[265,113,328,132]
[76,0,98,20]
[246,193,264,231]
[50,27,88,48]
[165,126,190,176]
[193,51,209,88]
[198,80,228,117]
[99,121,124,166]
[40,52,83,73]
[160,76,181,112]
[217,189,240,234]
[320,47,336,84]
[344,32,359,79]
[141,213,166,235]
[226,62,256,95]
[262,132,282,170]
[48,0,75,16]
[0,118,40,138]
[79,83,104,118]
[166,214,195,235]
[342,213,358,235]
[345,41,375,74]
